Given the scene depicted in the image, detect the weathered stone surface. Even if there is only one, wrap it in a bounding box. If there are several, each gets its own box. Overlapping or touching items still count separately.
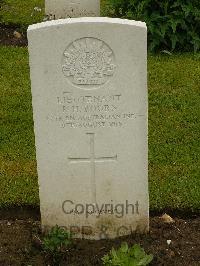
[28,17,148,239]
[45,0,100,19]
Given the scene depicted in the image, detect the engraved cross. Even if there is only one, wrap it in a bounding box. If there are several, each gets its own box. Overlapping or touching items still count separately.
[68,133,117,203]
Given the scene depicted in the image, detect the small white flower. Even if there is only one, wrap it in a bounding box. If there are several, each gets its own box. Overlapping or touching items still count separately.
[34,7,42,12]
[167,240,172,245]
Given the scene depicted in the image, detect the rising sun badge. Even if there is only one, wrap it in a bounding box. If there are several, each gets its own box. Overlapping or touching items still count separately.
[62,37,116,88]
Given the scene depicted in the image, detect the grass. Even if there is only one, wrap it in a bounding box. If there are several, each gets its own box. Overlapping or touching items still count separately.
[148,54,200,212]
[0,46,200,211]
[0,46,39,206]
[0,0,44,27]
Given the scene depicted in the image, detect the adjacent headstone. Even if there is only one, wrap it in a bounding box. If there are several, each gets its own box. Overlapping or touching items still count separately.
[28,17,148,240]
[45,0,100,19]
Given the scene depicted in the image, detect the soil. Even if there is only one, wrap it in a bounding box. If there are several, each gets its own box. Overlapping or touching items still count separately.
[0,24,28,47]
[0,208,199,266]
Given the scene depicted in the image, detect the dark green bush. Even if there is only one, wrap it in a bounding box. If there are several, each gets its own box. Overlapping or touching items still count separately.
[104,0,200,52]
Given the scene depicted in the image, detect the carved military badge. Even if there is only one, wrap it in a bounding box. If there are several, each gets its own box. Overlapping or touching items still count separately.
[62,37,116,88]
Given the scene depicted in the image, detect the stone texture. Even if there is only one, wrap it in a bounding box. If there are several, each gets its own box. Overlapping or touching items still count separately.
[45,0,100,19]
[28,17,148,240]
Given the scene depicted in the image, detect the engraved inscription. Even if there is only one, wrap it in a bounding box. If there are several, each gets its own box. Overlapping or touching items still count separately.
[68,133,117,203]
[62,38,116,88]
[65,1,96,18]
[52,91,144,129]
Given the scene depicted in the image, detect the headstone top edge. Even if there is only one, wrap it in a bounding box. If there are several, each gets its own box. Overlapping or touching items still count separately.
[28,17,146,32]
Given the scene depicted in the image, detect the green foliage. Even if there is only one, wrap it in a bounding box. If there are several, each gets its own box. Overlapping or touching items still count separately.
[102,242,153,266]
[104,0,200,52]
[43,225,72,263]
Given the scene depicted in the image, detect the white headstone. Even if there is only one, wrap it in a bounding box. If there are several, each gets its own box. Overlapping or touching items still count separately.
[45,0,100,19]
[28,17,148,240]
